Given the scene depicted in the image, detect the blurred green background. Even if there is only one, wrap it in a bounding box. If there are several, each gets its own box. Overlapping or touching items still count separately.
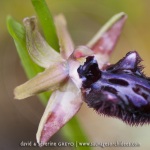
[1,0,150,150]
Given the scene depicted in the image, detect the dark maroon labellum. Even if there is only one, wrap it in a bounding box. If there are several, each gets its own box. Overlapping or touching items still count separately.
[77,51,150,125]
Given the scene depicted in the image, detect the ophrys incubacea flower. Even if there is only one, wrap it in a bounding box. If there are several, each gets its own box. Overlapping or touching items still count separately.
[14,13,127,144]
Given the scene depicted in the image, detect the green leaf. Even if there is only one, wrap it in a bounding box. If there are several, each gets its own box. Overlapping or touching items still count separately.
[31,0,59,52]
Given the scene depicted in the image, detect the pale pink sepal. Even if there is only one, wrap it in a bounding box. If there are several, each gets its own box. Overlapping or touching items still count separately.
[87,12,127,55]
[36,79,83,144]
[14,61,68,99]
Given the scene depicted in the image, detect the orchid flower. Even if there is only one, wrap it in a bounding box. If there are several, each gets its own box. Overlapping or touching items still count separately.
[14,12,127,144]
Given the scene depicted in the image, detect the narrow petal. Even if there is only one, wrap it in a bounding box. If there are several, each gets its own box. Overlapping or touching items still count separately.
[55,14,74,59]
[14,61,68,99]
[23,16,62,68]
[36,79,83,144]
[87,12,127,55]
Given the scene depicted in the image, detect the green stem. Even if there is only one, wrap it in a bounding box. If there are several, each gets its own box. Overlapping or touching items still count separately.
[62,117,91,150]
[31,0,59,52]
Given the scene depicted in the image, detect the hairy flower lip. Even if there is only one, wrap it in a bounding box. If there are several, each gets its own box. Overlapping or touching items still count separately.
[79,51,150,126]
